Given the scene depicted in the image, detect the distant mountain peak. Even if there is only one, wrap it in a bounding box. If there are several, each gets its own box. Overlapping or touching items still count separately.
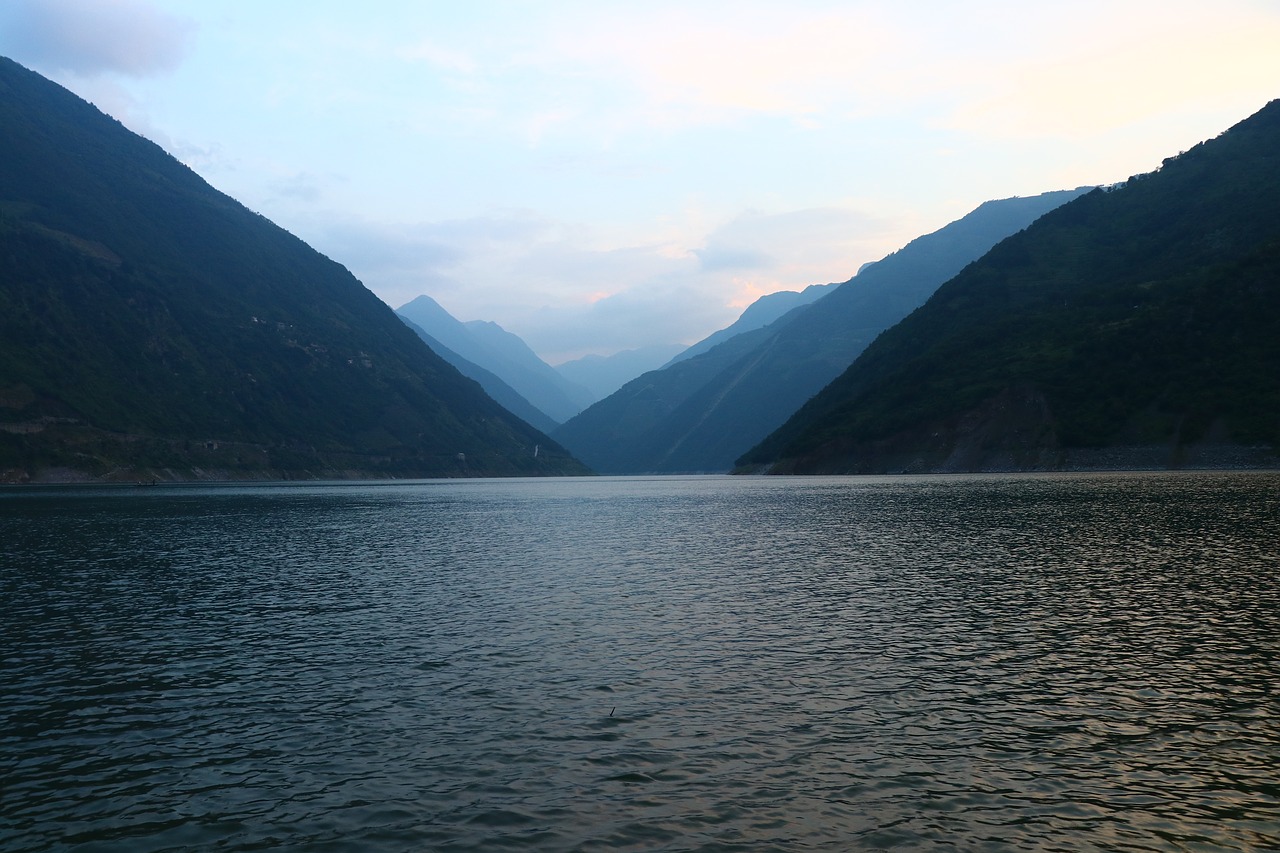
[397,295,594,423]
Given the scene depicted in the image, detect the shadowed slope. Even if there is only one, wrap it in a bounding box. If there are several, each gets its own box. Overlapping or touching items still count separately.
[741,101,1280,474]
[0,57,586,481]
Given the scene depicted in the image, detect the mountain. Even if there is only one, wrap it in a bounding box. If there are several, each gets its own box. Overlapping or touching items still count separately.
[553,188,1090,473]
[396,295,594,423]
[665,281,838,366]
[0,56,587,482]
[739,100,1280,474]
[555,344,687,400]
[399,318,560,436]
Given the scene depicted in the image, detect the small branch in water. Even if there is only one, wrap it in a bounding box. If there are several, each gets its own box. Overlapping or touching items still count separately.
[609,707,615,717]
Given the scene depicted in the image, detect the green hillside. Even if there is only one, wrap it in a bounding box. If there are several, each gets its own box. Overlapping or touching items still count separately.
[0,57,586,481]
[740,100,1280,474]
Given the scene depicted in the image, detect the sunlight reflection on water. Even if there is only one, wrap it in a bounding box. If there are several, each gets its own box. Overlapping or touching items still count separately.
[2,472,1279,850]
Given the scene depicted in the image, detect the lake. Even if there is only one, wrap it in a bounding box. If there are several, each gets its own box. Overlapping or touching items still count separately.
[2,472,1278,851]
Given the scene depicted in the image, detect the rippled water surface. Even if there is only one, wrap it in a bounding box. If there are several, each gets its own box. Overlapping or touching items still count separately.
[3,472,1279,851]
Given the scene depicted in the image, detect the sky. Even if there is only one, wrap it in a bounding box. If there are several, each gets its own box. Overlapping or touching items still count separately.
[2,1,1278,364]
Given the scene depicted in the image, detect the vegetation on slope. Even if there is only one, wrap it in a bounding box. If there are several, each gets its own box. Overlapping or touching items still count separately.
[740,100,1280,473]
[0,57,585,480]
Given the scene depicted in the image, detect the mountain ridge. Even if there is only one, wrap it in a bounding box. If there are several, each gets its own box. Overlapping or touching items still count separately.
[739,100,1280,474]
[664,281,839,367]
[555,344,687,400]
[554,187,1090,473]
[398,317,561,435]
[397,294,594,423]
[0,56,587,482]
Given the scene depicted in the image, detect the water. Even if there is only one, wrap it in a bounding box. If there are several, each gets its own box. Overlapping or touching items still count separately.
[2,472,1278,851]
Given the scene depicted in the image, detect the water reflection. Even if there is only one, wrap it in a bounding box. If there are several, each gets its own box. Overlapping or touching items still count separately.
[2,473,1278,850]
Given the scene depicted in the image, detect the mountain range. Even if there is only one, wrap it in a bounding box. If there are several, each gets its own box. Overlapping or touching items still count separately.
[397,295,686,423]
[0,56,586,482]
[556,344,687,399]
[397,294,595,426]
[552,187,1091,474]
[396,314,561,436]
[664,281,839,366]
[5,50,1276,482]
[740,100,1280,474]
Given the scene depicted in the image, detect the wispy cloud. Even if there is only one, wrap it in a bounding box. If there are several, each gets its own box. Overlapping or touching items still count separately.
[450,3,906,144]
[698,208,883,274]
[0,0,194,78]
[282,200,900,363]
[520,6,895,125]
[386,0,1280,150]
[400,40,478,76]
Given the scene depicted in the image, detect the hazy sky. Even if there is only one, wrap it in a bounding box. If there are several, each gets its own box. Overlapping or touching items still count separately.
[2,1,1277,362]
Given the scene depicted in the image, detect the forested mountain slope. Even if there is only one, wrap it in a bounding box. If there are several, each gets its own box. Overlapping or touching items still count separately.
[0,57,586,481]
[740,101,1280,474]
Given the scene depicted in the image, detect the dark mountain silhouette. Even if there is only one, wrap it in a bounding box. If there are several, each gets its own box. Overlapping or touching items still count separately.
[0,56,587,482]
[397,295,594,423]
[740,100,1280,474]
[554,188,1090,473]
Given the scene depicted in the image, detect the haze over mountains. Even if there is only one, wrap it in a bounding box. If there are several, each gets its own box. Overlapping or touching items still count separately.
[397,295,685,425]
[552,188,1091,474]
[665,281,840,367]
[0,57,586,481]
[741,100,1280,474]
[396,294,593,431]
[2,52,1276,482]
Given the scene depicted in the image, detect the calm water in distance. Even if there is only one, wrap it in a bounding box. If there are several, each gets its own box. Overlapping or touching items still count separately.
[2,472,1279,851]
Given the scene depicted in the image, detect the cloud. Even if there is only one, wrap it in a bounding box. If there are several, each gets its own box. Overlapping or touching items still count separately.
[694,246,775,273]
[6,0,1275,370]
[371,3,909,146]
[282,199,901,364]
[505,4,900,136]
[303,218,469,282]
[0,0,195,78]
[940,2,1280,141]
[268,172,327,205]
[170,138,226,175]
[523,275,734,362]
[283,207,729,360]
[697,207,884,279]
[400,40,478,76]
[416,0,1277,155]
[291,208,574,301]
